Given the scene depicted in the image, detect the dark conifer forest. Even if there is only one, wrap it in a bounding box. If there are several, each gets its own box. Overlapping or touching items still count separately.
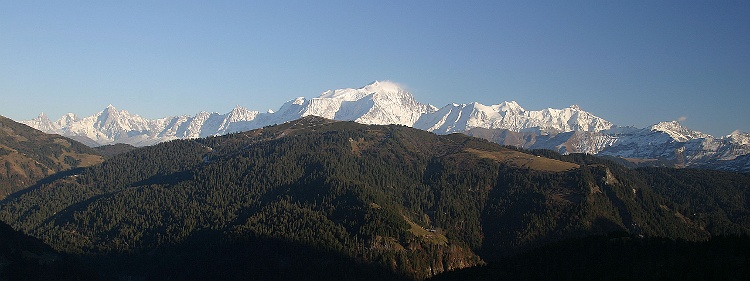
[1,116,748,280]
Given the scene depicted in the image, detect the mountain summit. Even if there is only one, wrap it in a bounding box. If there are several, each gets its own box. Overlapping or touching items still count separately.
[650,121,709,142]
[274,80,436,127]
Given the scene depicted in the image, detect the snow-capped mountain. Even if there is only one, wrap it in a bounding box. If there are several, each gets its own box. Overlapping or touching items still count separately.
[22,112,61,134]
[295,80,437,126]
[413,102,612,134]
[465,121,750,172]
[597,121,711,160]
[19,80,750,172]
[598,122,750,169]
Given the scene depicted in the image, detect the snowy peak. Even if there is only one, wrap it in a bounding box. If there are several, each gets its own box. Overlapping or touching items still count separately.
[318,81,413,103]
[57,113,79,127]
[96,105,118,123]
[97,104,121,123]
[226,105,259,122]
[363,80,407,97]
[62,105,151,143]
[537,104,613,132]
[216,105,260,134]
[320,80,401,97]
[21,112,60,133]
[92,105,149,131]
[414,100,612,134]
[727,131,750,146]
[291,97,306,105]
[496,101,525,113]
[21,112,79,134]
[589,121,750,172]
[37,112,50,121]
[650,120,684,132]
[302,81,434,126]
[650,121,708,142]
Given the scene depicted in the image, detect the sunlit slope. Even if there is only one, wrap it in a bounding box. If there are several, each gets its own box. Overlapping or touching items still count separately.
[0,115,103,199]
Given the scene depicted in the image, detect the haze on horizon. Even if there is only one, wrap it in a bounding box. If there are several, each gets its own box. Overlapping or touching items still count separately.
[1,1,748,136]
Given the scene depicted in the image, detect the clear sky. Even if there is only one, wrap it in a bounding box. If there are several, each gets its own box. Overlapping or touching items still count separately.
[1,1,748,136]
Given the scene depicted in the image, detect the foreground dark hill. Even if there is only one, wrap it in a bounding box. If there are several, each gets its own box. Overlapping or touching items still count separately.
[0,116,748,280]
[0,115,103,200]
[431,234,750,281]
[0,220,102,280]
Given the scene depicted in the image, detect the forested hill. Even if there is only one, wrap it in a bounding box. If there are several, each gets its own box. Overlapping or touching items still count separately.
[0,115,103,200]
[0,116,748,280]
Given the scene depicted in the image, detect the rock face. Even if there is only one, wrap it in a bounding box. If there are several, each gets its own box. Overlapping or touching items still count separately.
[19,81,750,172]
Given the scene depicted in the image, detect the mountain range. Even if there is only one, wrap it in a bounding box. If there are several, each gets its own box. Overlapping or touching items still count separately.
[20,81,750,172]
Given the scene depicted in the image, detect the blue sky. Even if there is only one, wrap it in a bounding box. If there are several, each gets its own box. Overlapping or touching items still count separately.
[1,1,748,136]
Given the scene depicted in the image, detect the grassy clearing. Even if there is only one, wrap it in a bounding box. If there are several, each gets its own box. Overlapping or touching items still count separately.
[404,216,448,245]
[464,148,579,172]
